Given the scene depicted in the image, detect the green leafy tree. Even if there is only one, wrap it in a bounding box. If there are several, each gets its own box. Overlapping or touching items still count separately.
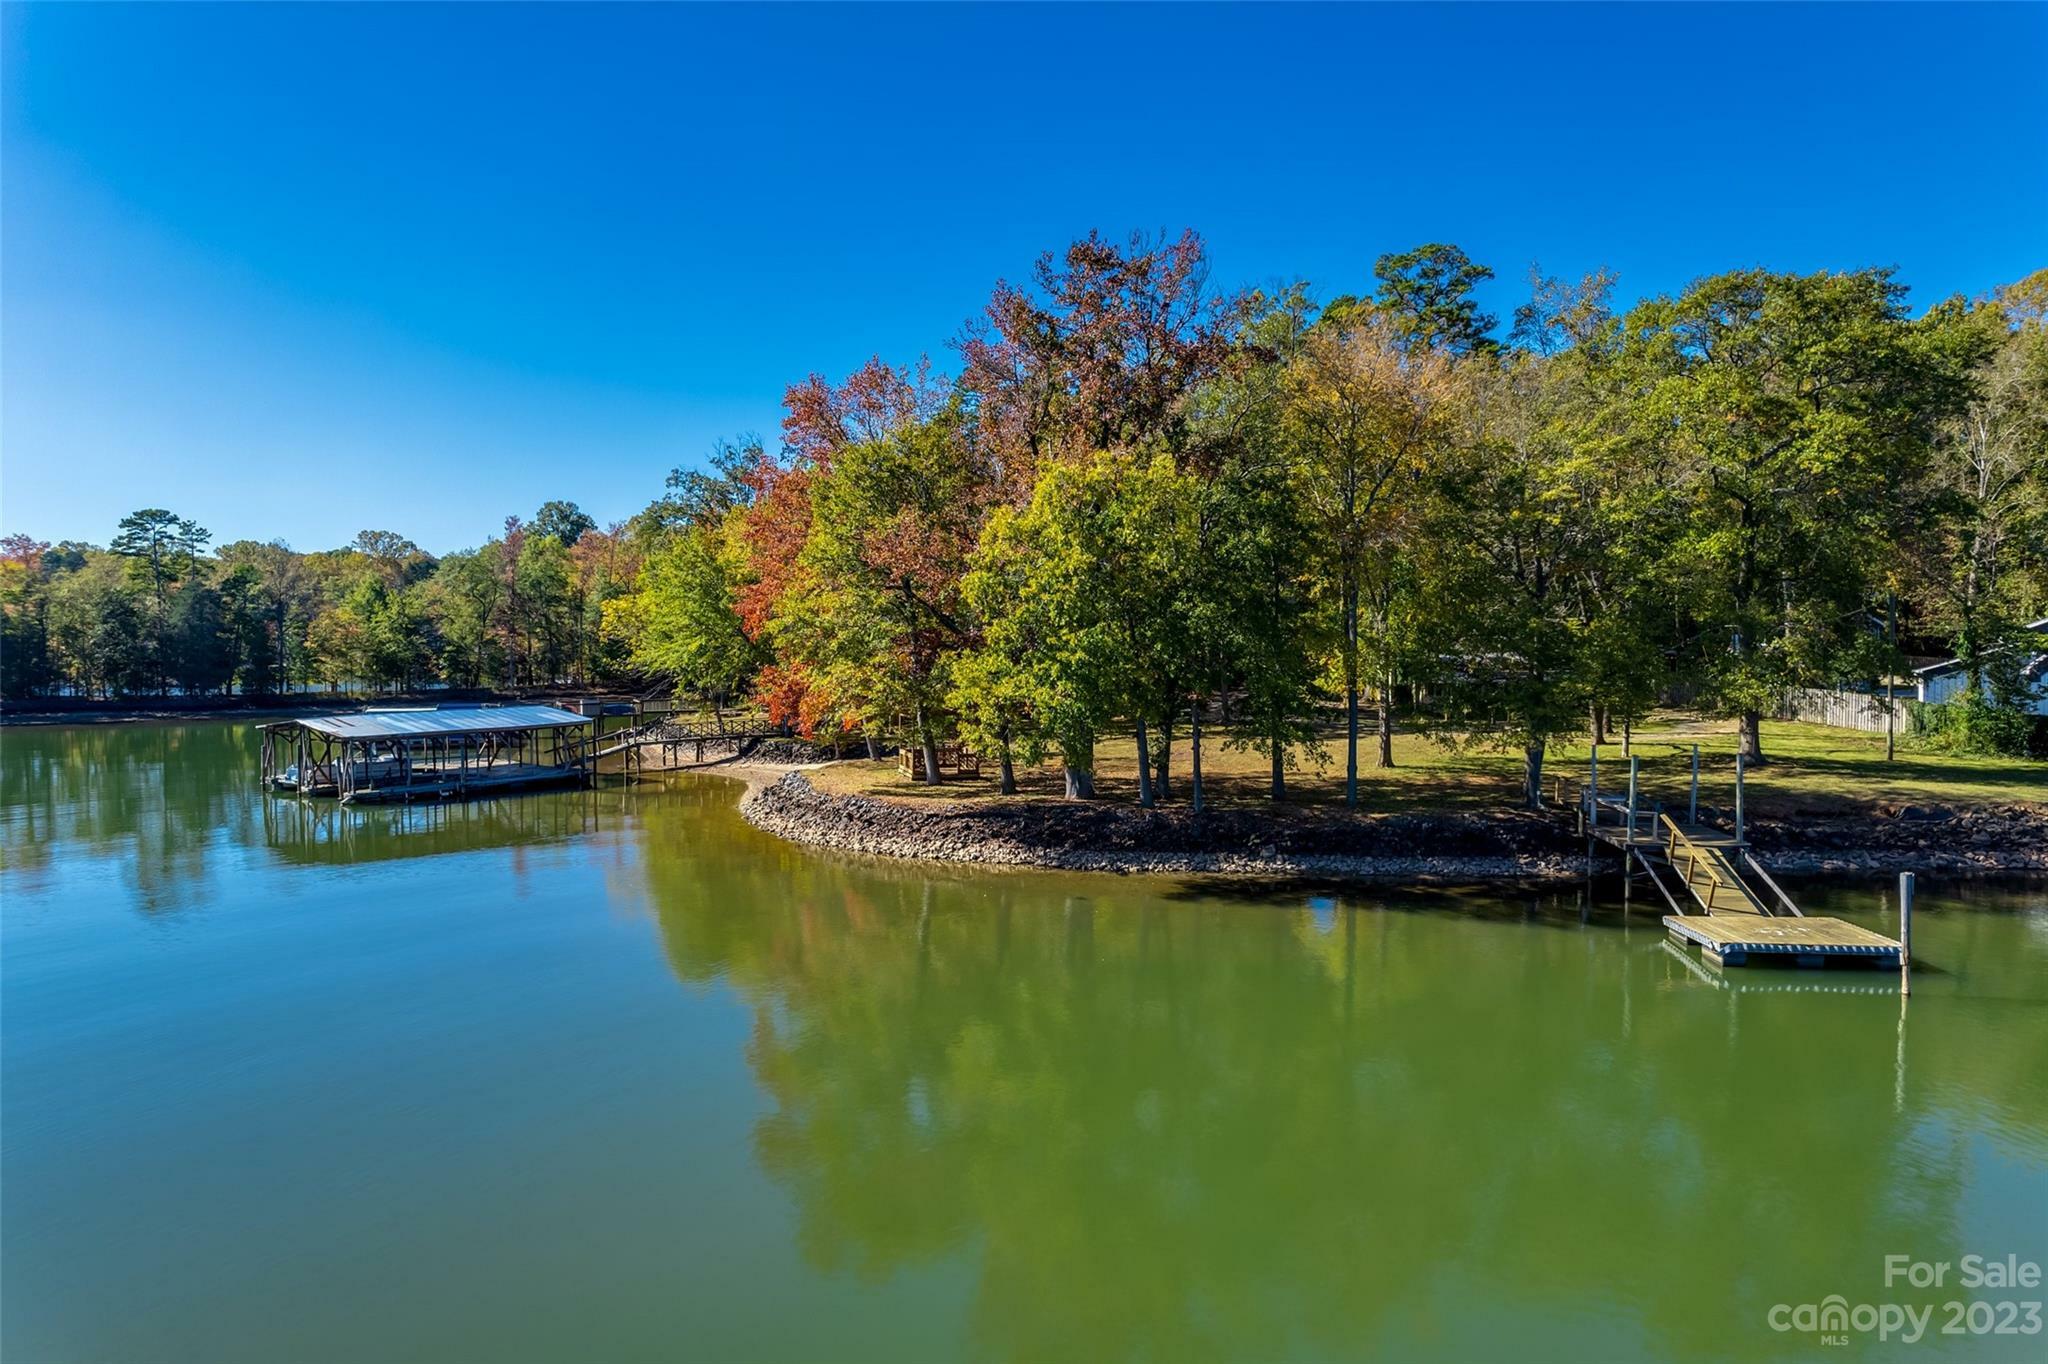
[959,455,1135,798]
[1415,354,1602,807]
[532,500,597,547]
[110,508,210,693]
[430,547,506,686]
[1912,285,2048,708]
[1618,269,1944,763]
[215,563,276,695]
[167,579,233,696]
[608,523,763,707]
[1370,243,1499,356]
[513,533,577,684]
[47,556,146,697]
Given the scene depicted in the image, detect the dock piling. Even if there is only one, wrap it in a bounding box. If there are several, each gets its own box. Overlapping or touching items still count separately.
[1586,747,1598,874]
[1734,752,1746,844]
[1899,871,1914,996]
[1627,755,1640,841]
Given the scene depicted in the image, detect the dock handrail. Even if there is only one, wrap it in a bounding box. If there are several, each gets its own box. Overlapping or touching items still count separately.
[1660,813,1721,914]
[1632,847,1687,916]
[1741,851,1805,918]
[1660,813,1779,917]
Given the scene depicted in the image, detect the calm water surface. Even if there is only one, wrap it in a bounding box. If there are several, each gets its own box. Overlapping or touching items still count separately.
[3,721,2045,1363]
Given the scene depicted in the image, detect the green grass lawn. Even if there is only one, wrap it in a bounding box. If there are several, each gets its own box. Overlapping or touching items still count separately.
[807,712,2046,817]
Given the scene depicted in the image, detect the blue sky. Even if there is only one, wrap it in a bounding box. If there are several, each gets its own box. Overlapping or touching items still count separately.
[4,2,2044,554]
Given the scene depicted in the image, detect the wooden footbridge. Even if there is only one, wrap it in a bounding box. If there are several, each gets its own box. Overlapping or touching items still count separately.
[588,712,793,771]
[1561,751,1903,971]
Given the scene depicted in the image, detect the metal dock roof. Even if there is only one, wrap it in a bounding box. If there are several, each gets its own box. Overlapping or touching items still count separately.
[287,705,593,740]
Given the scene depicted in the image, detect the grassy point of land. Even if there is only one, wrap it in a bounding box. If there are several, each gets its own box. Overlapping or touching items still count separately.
[807,713,2046,818]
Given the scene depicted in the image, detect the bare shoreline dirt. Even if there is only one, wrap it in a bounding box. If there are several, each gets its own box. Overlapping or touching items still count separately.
[627,751,2048,882]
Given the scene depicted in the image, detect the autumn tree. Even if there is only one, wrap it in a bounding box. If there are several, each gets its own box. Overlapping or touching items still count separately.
[731,359,947,733]
[350,530,429,587]
[959,230,1240,499]
[776,408,990,782]
[1281,316,1457,801]
[0,535,56,698]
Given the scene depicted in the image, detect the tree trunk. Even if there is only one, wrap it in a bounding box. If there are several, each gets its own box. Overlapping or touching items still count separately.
[1622,715,1632,756]
[1345,679,1359,807]
[1151,718,1172,801]
[917,707,941,786]
[1590,704,1608,746]
[1738,710,1766,764]
[1270,735,1285,803]
[1063,735,1095,800]
[1189,698,1205,815]
[1376,667,1395,767]
[864,732,878,760]
[1523,741,1545,811]
[1344,596,1359,807]
[1135,715,1156,808]
[997,740,1017,796]
[1885,589,1898,763]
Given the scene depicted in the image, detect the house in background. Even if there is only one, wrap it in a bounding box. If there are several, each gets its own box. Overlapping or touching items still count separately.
[1912,619,2048,716]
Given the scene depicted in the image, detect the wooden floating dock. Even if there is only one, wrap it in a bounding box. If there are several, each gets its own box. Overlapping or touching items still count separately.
[1561,763,1904,972]
[1663,913,1901,969]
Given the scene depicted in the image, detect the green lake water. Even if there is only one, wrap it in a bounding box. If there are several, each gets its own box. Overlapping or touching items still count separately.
[3,720,2045,1363]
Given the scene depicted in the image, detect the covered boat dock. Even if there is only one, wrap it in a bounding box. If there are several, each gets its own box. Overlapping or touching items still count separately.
[260,704,594,803]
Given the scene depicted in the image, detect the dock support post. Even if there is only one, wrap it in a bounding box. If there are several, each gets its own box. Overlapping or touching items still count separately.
[1899,871,1914,996]
[1688,744,1699,825]
[1734,751,1746,844]
[1586,747,1598,874]
[1627,755,1640,842]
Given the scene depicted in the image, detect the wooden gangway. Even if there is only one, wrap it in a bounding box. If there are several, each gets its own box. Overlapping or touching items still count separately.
[1560,761,1903,971]
[588,713,792,767]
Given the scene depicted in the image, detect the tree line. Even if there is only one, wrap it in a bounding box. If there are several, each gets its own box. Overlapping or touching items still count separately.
[1,500,644,702]
[6,235,2043,802]
[608,235,2047,803]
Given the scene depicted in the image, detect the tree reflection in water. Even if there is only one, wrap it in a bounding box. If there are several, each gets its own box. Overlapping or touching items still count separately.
[636,779,2046,1361]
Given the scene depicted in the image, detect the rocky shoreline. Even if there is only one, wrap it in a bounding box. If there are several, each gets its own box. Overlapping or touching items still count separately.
[735,771,2048,882]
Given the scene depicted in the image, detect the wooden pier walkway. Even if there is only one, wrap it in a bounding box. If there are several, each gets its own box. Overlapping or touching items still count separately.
[1564,779,1902,971]
[588,714,791,767]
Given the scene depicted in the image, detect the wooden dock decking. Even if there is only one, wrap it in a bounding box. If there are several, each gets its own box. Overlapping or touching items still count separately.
[1566,781,1904,972]
[1664,914,1902,968]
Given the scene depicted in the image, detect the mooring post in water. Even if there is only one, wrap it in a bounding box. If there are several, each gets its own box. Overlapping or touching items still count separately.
[1734,752,1746,844]
[1688,744,1700,825]
[1899,871,1914,996]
